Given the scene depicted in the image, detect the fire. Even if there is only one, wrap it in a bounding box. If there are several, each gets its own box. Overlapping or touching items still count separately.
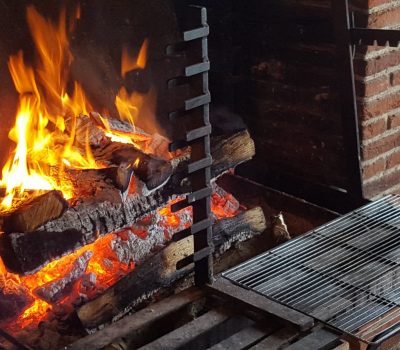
[117,40,150,128]
[0,190,239,331]
[0,6,154,212]
[121,38,148,78]
[0,2,244,339]
[0,6,92,210]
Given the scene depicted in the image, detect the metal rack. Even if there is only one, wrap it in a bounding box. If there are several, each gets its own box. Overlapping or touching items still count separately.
[223,195,400,348]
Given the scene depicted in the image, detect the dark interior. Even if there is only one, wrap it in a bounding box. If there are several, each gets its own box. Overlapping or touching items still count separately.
[0,0,362,213]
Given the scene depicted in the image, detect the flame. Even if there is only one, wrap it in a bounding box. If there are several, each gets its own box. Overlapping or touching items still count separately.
[0,6,150,211]
[121,39,148,78]
[0,191,239,331]
[117,40,152,128]
[0,6,93,210]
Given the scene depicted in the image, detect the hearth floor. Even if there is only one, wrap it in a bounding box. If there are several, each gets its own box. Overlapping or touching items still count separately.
[66,277,347,350]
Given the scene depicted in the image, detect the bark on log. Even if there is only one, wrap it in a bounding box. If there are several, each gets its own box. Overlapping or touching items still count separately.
[0,131,256,275]
[77,206,266,329]
[1,191,68,234]
[0,191,172,275]
[211,130,255,177]
[69,113,172,191]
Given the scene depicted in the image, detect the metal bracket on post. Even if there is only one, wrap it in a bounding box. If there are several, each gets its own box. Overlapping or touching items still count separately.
[167,6,213,286]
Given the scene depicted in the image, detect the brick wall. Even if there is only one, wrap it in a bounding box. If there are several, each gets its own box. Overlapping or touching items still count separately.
[354,0,400,198]
[184,0,400,200]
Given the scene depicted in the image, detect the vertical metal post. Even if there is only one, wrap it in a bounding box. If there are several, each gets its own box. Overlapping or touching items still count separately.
[169,6,213,286]
[332,0,364,198]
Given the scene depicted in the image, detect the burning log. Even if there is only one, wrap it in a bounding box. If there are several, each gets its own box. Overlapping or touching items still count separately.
[92,141,173,191]
[0,192,171,275]
[1,190,68,234]
[69,113,173,191]
[89,112,139,135]
[34,251,93,303]
[77,206,266,329]
[0,130,256,275]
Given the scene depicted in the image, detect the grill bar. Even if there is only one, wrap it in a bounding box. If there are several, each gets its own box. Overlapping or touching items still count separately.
[226,196,394,280]
[223,195,400,345]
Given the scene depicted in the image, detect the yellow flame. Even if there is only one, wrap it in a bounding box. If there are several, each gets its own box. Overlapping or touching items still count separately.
[0,5,154,212]
[0,6,97,211]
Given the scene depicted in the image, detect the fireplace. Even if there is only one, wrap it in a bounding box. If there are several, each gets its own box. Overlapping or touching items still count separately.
[0,0,399,349]
[0,0,219,343]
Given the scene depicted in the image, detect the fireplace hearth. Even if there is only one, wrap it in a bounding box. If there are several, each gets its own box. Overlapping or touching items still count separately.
[1,0,400,349]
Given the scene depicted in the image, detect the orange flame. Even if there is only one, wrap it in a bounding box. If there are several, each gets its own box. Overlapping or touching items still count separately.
[0,6,154,211]
[117,40,152,128]
[0,6,98,210]
[121,39,148,78]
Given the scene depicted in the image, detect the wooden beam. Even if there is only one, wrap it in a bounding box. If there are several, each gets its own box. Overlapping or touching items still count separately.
[284,328,340,350]
[138,308,233,350]
[206,278,314,331]
[65,288,203,350]
[250,327,300,350]
[208,320,276,350]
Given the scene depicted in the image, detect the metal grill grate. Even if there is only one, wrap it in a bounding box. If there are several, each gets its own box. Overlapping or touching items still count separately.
[222,195,400,345]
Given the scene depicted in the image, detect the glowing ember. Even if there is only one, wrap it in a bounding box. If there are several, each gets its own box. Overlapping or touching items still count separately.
[0,190,237,331]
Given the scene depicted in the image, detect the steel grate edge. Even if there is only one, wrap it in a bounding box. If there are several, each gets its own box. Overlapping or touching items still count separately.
[222,195,400,345]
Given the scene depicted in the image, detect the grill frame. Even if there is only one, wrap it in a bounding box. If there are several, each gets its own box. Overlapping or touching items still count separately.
[222,195,400,346]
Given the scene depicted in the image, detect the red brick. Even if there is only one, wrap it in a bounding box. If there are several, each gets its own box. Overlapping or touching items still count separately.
[391,69,400,86]
[361,133,400,160]
[363,169,400,198]
[356,76,389,98]
[388,114,400,128]
[362,158,386,180]
[354,51,400,77]
[386,151,400,169]
[358,93,400,120]
[361,118,387,139]
[368,6,400,28]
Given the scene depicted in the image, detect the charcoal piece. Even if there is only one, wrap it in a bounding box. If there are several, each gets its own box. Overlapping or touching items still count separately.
[34,251,93,303]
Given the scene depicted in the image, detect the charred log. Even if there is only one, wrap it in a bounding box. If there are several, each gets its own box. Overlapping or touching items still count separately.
[213,207,267,256]
[34,251,93,303]
[0,290,33,322]
[0,131,255,275]
[77,207,266,329]
[0,191,172,275]
[92,141,173,191]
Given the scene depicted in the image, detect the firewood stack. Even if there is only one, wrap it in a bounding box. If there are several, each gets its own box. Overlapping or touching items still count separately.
[0,113,268,332]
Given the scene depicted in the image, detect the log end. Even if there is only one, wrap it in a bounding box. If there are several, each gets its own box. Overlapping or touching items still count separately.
[2,190,69,234]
